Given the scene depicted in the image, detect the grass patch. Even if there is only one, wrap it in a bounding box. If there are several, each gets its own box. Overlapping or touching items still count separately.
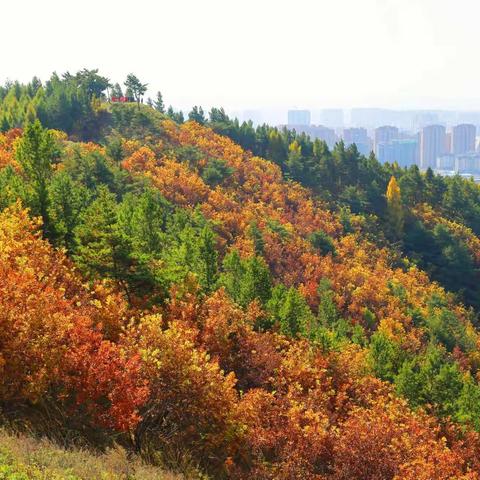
[0,429,183,479]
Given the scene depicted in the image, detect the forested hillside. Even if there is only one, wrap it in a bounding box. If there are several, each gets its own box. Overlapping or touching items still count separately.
[2,70,480,478]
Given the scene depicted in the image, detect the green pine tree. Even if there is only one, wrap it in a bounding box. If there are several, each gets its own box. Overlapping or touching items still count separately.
[74,187,132,298]
[15,120,56,237]
[198,226,219,293]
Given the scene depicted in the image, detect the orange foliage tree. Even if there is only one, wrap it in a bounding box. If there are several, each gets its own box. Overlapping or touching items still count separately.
[0,203,148,430]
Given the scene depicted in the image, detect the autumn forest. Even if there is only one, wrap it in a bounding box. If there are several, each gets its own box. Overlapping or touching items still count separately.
[2,70,480,478]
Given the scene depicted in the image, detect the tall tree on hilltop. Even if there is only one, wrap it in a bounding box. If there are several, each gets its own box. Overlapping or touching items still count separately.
[188,106,206,124]
[167,106,184,123]
[111,83,123,98]
[124,74,148,108]
[154,91,165,113]
[73,68,111,99]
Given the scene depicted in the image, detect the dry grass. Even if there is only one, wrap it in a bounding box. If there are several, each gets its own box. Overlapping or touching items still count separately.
[0,429,186,479]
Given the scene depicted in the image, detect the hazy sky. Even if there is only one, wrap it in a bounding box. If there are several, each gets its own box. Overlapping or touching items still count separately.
[1,0,478,111]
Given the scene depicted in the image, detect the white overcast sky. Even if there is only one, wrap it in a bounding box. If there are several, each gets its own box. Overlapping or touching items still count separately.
[1,0,478,111]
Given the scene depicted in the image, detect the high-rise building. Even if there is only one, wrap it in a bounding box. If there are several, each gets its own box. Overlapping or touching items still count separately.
[306,126,337,149]
[437,152,480,174]
[420,125,446,170]
[374,126,399,144]
[376,143,392,164]
[455,153,480,173]
[452,124,476,154]
[343,127,367,144]
[437,154,455,170]
[377,139,417,167]
[288,110,311,126]
[374,126,399,156]
[343,128,371,156]
[445,132,452,153]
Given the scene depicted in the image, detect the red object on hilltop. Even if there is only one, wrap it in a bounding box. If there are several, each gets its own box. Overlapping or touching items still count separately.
[111,96,132,103]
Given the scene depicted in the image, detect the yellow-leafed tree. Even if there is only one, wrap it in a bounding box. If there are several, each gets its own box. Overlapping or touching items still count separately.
[386,175,404,237]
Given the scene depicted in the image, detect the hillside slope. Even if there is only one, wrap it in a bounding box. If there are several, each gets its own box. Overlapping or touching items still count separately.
[2,95,480,477]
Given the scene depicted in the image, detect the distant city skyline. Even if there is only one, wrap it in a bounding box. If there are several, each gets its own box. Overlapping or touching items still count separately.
[281,107,480,175]
[236,108,480,132]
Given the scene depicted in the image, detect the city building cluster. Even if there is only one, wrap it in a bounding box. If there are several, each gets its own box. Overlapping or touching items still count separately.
[281,108,480,178]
